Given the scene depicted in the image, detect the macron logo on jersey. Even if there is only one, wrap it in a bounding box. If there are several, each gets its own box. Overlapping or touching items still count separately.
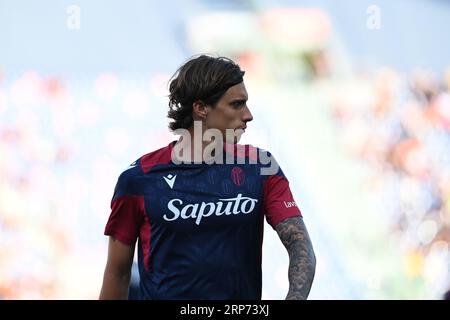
[163,174,177,189]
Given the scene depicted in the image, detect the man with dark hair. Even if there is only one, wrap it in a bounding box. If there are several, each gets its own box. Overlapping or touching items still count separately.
[99,54,316,300]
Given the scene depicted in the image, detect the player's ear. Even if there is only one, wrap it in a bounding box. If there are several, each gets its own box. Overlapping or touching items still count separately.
[193,100,208,120]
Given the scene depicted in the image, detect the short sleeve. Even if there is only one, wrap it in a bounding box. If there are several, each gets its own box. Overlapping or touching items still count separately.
[262,152,302,229]
[104,170,145,246]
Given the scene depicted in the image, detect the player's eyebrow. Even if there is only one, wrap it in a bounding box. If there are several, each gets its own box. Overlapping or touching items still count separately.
[229,98,248,104]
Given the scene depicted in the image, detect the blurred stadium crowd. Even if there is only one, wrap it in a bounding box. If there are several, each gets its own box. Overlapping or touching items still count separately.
[330,67,450,298]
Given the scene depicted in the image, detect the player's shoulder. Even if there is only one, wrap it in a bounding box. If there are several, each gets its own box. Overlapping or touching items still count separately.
[109,154,143,199]
[251,146,283,178]
[118,141,174,179]
[140,141,175,173]
[119,158,142,178]
[114,157,143,195]
[113,142,174,196]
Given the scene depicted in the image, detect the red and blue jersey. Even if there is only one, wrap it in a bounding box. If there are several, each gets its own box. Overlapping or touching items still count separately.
[104,141,301,299]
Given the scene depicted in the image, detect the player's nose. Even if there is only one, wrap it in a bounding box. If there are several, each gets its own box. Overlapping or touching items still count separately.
[242,106,253,123]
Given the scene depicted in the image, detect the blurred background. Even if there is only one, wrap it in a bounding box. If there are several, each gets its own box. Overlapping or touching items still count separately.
[1,0,449,299]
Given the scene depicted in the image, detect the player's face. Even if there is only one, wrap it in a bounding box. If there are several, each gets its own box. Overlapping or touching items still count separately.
[205,82,253,143]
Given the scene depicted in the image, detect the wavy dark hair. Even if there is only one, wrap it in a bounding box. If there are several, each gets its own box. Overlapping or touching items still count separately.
[167,54,245,131]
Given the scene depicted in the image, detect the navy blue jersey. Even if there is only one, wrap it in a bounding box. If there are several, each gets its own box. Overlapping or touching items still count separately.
[104,141,301,300]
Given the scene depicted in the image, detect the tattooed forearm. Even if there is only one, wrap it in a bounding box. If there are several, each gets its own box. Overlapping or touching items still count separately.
[275,216,316,300]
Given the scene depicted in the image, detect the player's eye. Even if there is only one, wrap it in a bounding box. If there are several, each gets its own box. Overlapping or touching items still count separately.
[231,101,246,109]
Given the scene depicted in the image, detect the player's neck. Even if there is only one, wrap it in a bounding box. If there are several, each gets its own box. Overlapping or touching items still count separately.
[173,129,222,164]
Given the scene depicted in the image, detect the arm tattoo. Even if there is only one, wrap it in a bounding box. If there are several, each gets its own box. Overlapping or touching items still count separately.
[275,216,316,300]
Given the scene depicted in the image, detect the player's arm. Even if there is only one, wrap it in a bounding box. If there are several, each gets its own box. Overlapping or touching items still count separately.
[99,236,136,300]
[275,216,316,300]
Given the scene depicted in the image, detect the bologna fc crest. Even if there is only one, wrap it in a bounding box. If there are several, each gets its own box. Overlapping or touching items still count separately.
[231,167,245,186]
